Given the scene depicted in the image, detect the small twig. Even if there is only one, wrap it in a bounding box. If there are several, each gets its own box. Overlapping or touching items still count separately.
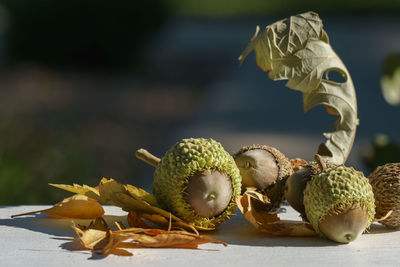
[135,149,161,167]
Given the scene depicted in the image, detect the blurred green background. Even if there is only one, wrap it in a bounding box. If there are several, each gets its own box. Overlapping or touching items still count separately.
[0,0,399,204]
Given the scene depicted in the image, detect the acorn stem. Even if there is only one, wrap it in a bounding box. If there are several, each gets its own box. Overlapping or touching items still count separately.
[314,154,327,170]
[136,149,160,167]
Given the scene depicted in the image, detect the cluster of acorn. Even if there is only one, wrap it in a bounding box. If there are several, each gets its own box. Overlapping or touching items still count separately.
[136,137,400,243]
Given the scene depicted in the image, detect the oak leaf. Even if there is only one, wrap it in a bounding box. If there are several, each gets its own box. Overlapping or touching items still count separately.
[239,11,358,165]
[11,194,104,219]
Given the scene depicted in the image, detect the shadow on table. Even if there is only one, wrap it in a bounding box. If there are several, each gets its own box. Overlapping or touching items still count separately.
[2,208,397,251]
[208,214,397,248]
[211,221,335,247]
[57,239,107,260]
[1,211,130,259]
[0,213,127,237]
[367,223,398,234]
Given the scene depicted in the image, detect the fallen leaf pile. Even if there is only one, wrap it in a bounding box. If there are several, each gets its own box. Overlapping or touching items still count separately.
[50,177,212,231]
[73,216,226,257]
[11,180,227,257]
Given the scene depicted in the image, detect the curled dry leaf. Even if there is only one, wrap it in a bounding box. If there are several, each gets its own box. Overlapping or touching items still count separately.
[73,218,227,257]
[290,158,309,172]
[236,188,317,237]
[73,218,110,250]
[51,178,212,232]
[11,194,104,219]
[239,11,358,165]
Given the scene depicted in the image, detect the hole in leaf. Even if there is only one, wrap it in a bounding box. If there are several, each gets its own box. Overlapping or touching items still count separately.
[323,68,347,83]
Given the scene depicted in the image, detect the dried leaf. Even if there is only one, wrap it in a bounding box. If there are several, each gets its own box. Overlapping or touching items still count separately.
[51,178,212,232]
[243,187,271,204]
[127,211,151,228]
[236,190,317,237]
[140,213,170,225]
[73,218,110,250]
[49,183,101,200]
[125,184,159,206]
[73,218,227,257]
[239,11,358,165]
[290,158,309,172]
[11,194,104,219]
[125,229,227,248]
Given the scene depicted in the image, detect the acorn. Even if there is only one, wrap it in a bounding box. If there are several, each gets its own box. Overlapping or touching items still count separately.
[284,163,317,219]
[284,159,337,220]
[233,144,293,212]
[136,138,242,229]
[303,157,375,243]
[368,162,400,228]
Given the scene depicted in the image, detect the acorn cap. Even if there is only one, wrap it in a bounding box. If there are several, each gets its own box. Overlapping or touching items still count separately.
[368,162,400,228]
[234,144,293,212]
[152,138,242,229]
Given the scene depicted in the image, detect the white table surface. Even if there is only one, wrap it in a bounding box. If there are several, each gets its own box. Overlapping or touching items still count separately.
[1,205,399,267]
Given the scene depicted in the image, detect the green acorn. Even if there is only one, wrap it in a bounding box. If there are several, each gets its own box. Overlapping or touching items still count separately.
[303,158,375,243]
[136,138,242,229]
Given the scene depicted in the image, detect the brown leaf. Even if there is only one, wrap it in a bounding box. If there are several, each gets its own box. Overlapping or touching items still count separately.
[72,218,227,257]
[11,194,104,219]
[236,191,317,237]
[127,211,151,228]
[115,228,227,249]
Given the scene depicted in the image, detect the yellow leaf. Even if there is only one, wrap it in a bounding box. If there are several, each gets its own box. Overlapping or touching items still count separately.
[51,178,214,232]
[49,183,100,201]
[98,178,127,205]
[236,191,317,237]
[125,184,159,206]
[11,194,104,219]
[73,219,110,250]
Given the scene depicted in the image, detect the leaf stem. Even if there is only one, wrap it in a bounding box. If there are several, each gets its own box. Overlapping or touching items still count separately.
[314,154,327,170]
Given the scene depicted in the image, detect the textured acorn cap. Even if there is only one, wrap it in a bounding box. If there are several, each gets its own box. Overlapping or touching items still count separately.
[285,161,337,220]
[152,138,242,229]
[234,144,293,212]
[369,163,400,228]
[303,165,375,237]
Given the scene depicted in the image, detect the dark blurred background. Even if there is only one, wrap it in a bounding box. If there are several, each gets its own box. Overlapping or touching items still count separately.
[0,0,399,204]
